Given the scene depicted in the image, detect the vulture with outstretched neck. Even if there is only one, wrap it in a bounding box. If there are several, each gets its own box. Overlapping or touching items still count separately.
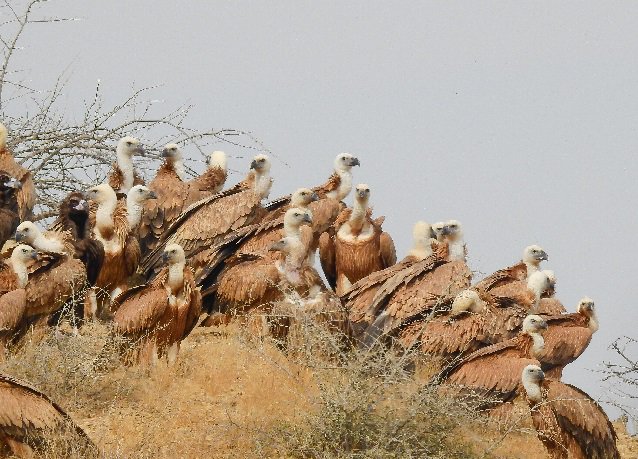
[522,365,620,459]
[319,184,396,296]
[139,154,273,278]
[0,372,95,457]
[0,171,22,248]
[441,315,548,408]
[113,244,201,365]
[107,136,145,195]
[0,123,36,221]
[138,145,228,255]
[344,220,437,339]
[536,297,599,379]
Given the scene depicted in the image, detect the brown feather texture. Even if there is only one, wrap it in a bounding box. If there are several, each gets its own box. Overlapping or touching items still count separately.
[0,124,36,221]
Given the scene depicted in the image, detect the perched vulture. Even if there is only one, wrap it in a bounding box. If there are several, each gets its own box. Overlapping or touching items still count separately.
[0,124,36,221]
[107,136,145,195]
[48,192,105,286]
[86,184,141,318]
[537,270,568,315]
[536,297,598,379]
[138,145,227,255]
[522,365,620,459]
[474,244,549,294]
[360,222,472,347]
[268,236,351,344]
[205,208,313,320]
[398,271,552,360]
[0,372,95,457]
[14,222,87,321]
[319,184,396,296]
[344,220,436,339]
[441,315,548,408]
[113,244,201,365]
[139,154,273,278]
[0,245,36,357]
[435,220,467,262]
[0,171,22,248]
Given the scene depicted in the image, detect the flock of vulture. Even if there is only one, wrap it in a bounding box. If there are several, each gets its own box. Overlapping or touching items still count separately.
[0,122,622,458]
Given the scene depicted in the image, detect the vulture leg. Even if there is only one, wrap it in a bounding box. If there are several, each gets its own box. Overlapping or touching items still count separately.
[167,342,180,365]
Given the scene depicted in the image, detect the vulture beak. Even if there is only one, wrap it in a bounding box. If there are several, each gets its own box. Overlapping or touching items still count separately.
[4,178,21,189]
[250,159,258,170]
[162,252,170,263]
[161,148,171,158]
[357,190,367,199]
[349,157,360,167]
[539,321,549,331]
[134,145,145,156]
[310,192,320,202]
[303,213,313,224]
[73,199,89,212]
[148,191,158,199]
[538,251,548,261]
[14,231,25,242]
[269,241,285,252]
[30,250,38,260]
[440,225,451,236]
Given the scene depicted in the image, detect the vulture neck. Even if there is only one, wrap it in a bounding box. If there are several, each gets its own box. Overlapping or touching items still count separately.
[447,236,465,261]
[524,259,540,277]
[253,169,272,199]
[9,257,29,288]
[96,197,117,235]
[31,233,65,254]
[167,262,185,294]
[528,331,545,356]
[116,150,135,193]
[170,158,186,181]
[408,239,434,261]
[349,197,368,234]
[68,211,88,239]
[126,196,144,230]
[284,220,303,238]
[522,375,543,404]
[329,168,352,201]
[587,311,599,332]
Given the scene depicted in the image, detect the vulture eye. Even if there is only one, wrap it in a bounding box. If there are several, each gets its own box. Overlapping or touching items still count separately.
[126,141,132,146]
[22,248,27,253]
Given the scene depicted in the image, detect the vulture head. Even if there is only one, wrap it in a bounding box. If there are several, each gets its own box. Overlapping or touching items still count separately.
[542,270,556,297]
[161,143,183,161]
[0,122,7,149]
[284,207,313,229]
[354,183,371,202]
[522,314,548,334]
[63,191,89,215]
[432,221,447,242]
[86,183,117,205]
[523,245,548,265]
[117,136,145,157]
[577,297,595,315]
[412,221,434,243]
[334,153,360,172]
[445,220,463,241]
[451,289,486,316]
[0,171,21,190]
[527,270,552,300]
[11,244,38,263]
[162,243,186,265]
[291,188,319,207]
[207,150,227,171]
[15,221,41,244]
[250,154,271,172]
[269,236,306,269]
[521,364,545,403]
[127,185,157,205]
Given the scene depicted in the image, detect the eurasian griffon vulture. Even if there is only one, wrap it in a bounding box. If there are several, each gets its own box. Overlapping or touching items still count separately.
[319,184,396,295]
[0,172,22,248]
[113,244,201,365]
[107,136,145,195]
[0,123,36,221]
[522,365,620,459]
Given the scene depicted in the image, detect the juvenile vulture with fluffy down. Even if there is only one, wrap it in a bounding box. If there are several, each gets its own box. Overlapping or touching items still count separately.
[344,220,436,339]
[138,145,228,255]
[139,154,273,278]
[113,244,201,365]
[536,297,598,379]
[522,365,620,459]
[320,184,396,296]
[0,372,95,457]
[107,136,145,195]
[441,314,548,408]
[0,123,36,221]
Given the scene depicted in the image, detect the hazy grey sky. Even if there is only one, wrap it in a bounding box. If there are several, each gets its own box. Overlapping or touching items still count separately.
[6,1,638,415]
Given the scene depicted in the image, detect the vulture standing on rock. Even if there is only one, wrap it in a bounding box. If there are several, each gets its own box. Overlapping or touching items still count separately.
[0,245,36,357]
[139,153,273,278]
[0,372,95,458]
[48,192,105,286]
[521,365,620,459]
[536,297,598,379]
[107,136,145,195]
[113,244,201,365]
[319,183,396,296]
[344,220,437,339]
[14,222,87,323]
[0,172,22,248]
[441,314,548,408]
[0,123,36,221]
[138,145,227,255]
